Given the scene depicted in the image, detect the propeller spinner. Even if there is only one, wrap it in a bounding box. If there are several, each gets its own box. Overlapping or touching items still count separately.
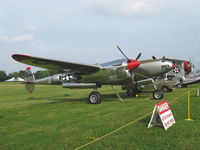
[116,45,141,71]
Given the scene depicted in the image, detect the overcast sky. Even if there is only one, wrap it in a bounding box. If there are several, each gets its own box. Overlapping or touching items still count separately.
[1,0,200,73]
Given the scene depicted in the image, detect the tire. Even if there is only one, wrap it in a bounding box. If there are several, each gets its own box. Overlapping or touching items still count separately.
[161,86,169,93]
[177,84,183,88]
[152,90,164,100]
[88,91,101,104]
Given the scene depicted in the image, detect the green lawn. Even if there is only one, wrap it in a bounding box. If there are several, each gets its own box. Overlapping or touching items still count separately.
[0,82,200,150]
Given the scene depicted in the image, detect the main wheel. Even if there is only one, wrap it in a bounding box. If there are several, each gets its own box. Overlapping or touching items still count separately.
[88,91,101,104]
[152,90,164,100]
[177,83,183,88]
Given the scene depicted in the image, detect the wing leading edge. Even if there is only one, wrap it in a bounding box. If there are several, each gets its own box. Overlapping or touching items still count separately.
[12,54,101,75]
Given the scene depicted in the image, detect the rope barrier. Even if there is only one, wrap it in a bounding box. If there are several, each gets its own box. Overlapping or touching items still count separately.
[74,89,193,150]
[74,112,152,150]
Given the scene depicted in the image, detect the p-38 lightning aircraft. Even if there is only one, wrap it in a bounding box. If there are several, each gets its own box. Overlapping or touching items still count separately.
[12,46,174,104]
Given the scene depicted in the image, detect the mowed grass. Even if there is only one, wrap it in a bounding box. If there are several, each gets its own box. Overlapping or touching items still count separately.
[0,82,200,150]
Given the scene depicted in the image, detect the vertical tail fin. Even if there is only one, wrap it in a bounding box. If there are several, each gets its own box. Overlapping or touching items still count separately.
[24,67,35,93]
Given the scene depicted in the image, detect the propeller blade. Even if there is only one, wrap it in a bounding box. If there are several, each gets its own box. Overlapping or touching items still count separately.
[136,52,142,60]
[189,58,192,65]
[152,56,157,60]
[189,58,195,69]
[116,45,129,61]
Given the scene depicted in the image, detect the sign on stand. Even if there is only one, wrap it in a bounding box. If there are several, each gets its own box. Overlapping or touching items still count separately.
[148,101,175,130]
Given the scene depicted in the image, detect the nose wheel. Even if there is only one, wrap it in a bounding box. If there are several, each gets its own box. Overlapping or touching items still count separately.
[152,90,164,100]
[88,91,101,104]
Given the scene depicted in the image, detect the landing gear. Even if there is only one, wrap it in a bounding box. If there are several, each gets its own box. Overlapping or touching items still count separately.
[151,79,164,100]
[177,78,183,88]
[88,91,101,104]
[152,90,164,100]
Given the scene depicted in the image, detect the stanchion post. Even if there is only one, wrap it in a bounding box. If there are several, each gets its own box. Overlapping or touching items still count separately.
[185,90,193,121]
[197,89,199,97]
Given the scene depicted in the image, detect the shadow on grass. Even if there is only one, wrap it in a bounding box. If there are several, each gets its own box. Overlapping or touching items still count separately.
[139,116,151,124]
[27,93,71,101]
[45,92,127,104]
[27,92,151,106]
[139,115,165,129]
[46,97,87,104]
[101,92,150,99]
[27,97,39,100]
[27,92,127,105]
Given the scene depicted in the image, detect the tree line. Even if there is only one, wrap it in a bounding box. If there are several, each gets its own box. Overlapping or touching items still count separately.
[0,70,59,82]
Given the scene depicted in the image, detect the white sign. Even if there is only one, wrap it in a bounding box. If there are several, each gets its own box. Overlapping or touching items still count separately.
[148,101,175,130]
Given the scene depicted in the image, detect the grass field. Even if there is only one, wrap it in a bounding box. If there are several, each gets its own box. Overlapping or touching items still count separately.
[0,82,200,150]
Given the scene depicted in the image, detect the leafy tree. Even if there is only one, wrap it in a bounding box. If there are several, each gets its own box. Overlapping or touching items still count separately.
[49,70,60,76]
[18,70,25,79]
[8,72,19,79]
[0,71,8,81]
[35,70,50,79]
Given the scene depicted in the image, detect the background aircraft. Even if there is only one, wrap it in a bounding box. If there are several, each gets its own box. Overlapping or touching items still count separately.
[12,46,174,104]
[150,56,200,90]
[153,57,198,87]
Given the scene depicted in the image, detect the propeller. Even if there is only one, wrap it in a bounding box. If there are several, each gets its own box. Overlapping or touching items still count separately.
[189,58,195,69]
[116,45,141,71]
[152,55,157,60]
[24,66,35,93]
[116,45,141,89]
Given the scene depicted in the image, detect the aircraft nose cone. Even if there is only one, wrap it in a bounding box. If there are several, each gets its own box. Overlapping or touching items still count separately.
[172,63,175,69]
[128,59,141,71]
[170,62,174,69]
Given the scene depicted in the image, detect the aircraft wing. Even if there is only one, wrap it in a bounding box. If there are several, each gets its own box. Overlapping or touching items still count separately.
[12,54,101,75]
[163,58,187,63]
